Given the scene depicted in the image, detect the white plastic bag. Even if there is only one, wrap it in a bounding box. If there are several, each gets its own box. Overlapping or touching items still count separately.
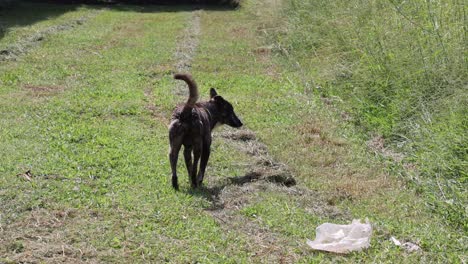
[307,219,372,254]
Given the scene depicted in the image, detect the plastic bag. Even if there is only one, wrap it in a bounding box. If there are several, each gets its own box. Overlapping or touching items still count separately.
[307,219,372,254]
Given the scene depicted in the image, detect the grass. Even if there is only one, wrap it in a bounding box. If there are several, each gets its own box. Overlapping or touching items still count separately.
[273,0,467,232]
[0,0,466,263]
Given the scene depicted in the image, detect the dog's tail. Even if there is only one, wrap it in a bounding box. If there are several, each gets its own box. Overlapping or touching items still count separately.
[174,73,199,107]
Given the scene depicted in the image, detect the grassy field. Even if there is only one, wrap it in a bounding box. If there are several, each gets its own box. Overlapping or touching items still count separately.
[0,0,466,263]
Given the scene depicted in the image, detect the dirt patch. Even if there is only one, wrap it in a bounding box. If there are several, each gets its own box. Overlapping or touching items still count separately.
[296,120,347,147]
[228,164,295,187]
[143,87,169,124]
[0,208,101,263]
[367,135,405,162]
[210,208,299,263]
[23,84,65,97]
[250,44,278,78]
[253,45,273,56]
[16,170,65,182]
[0,10,102,61]
[230,26,247,38]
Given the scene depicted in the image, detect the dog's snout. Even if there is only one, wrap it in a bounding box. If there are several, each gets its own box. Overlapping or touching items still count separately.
[231,114,243,128]
[233,121,243,128]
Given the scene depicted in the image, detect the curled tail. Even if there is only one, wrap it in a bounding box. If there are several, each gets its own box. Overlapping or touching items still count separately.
[174,73,199,107]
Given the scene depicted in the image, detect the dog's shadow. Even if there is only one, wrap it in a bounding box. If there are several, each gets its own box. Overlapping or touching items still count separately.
[185,172,262,210]
[185,170,296,210]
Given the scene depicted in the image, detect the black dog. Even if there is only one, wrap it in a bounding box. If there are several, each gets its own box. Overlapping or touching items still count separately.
[169,73,243,190]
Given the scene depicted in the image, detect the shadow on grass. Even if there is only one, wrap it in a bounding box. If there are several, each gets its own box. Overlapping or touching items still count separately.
[183,173,262,210]
[187,171,296,210]
[0,2,79,40]
[0,0,236,41]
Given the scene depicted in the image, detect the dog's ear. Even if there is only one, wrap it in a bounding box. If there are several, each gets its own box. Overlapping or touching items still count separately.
[213,95,227,107]
[213,95,225,103]
[210,88,218,99]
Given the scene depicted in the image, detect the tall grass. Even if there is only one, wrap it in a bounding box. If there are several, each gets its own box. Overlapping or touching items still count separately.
[277,0,467,230]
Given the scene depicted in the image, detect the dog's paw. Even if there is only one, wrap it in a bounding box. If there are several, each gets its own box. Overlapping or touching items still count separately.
[196,179,204,188]
[172,178,179,190]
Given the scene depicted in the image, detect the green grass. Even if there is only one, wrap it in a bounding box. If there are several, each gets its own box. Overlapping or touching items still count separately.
[0,0,466,263]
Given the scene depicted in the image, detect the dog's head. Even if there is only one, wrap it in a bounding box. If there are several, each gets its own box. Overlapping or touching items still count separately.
[210,88,243,128]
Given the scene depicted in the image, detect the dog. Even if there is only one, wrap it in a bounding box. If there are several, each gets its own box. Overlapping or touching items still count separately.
[169,73,243,190]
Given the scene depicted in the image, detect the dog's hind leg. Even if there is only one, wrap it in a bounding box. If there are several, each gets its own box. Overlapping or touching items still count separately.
[197,140,211,186]
[169,122,184,190]
[183,145,193,183]
[169,141,182,190]
[191,143,202,188]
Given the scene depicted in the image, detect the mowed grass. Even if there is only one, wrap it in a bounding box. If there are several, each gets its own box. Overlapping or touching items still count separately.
[0,4,252,263]
[0,1,466,263]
